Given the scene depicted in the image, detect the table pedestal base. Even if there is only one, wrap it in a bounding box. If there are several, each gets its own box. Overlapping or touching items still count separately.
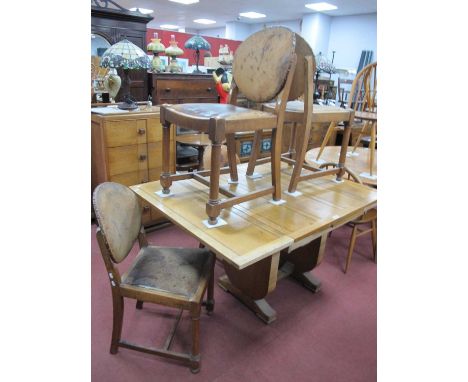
[219,234,328,324]
[291,272,322,293]
[218,275,277,324]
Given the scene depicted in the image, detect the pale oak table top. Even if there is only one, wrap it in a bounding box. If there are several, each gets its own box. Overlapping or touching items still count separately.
[131,162,377,270]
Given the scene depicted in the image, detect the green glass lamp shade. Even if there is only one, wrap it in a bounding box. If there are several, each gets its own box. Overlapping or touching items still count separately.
[184,35,211,51]
[165,40,184,56]
[147,33,166,53]
[100,39,151,70]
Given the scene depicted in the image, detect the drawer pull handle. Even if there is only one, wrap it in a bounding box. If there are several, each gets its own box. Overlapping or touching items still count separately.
[138,128,146,135]
[206,87,212,91]
[165,88,171,92]
[139,154,147,161]
[143,206,150,212]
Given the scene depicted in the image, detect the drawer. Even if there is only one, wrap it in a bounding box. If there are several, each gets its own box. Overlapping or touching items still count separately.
[107,144,148,176]
[104,119,148,147]
[147,118,162,142]
[155,79,217,99]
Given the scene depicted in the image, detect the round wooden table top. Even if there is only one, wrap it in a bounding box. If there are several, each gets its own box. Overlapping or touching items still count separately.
[355,110,377,121]
[305,146,377,187]
[176,133,211,147]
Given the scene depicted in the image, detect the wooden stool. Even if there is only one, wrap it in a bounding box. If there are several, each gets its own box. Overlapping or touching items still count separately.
[159,27,303,226]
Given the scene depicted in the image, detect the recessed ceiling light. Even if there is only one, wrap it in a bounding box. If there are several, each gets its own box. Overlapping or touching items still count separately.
[239,12,266,19]
[129,7,154,14]
[160,24,180,30]
[169,0,199,4]
[194,19,216,25]
[305,2,338,12]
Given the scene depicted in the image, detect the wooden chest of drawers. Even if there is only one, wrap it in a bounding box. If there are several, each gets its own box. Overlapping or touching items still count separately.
[91,106,176,226]
[149,73,218,105]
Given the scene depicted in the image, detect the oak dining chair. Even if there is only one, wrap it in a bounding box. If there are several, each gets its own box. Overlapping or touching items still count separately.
[159,27,300,226]
[93,182,215,373]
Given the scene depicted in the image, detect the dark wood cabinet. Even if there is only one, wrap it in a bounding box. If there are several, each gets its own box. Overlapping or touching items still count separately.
[91,4,152,102]
[149,73,218,105]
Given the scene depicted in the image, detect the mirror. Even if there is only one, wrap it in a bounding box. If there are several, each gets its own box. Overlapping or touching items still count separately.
[91,33,111,56]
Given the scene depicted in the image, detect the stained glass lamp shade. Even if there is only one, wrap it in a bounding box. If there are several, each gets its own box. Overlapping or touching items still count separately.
[184,35,211,74]
[100,39,151,109]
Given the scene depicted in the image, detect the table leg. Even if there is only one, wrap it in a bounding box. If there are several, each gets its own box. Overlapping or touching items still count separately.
[279,233,328,293]
[218,253,280,324]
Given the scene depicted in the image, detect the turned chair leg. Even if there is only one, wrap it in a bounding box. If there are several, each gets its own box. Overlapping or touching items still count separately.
[345,225,358,273]
[226,133,238,182]
[190,307,201,374]
[110,295,124,354]
[246,131,262,176]
[206,263,215,315]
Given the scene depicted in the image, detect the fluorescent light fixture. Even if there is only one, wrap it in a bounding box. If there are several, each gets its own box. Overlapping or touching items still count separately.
[194,19,216,25]
[239,11,266,19]
[169,0,199,4]
[305,2,338,11]
[129,7,154,14]
[160,24,180,29]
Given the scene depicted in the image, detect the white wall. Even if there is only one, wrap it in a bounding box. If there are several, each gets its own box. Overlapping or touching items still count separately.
[199,27,226,38]
[225,21,251,41]
[327,13,377,72]
[301,13,332,57]
[249,19,302,34]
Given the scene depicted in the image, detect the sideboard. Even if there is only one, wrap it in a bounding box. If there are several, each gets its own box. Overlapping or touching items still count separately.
[91,106,175,226]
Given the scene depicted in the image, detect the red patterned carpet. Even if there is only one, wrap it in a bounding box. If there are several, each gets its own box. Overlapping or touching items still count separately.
[91,223,376,382]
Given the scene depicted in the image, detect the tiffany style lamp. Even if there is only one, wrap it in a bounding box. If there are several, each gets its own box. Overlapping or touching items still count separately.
[184,35,211,74]
[100,38,151,110]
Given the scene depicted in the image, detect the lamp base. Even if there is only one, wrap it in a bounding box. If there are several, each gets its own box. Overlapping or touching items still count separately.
[117,102,138,110]
[192,69,204,74]
[117,94,138,110]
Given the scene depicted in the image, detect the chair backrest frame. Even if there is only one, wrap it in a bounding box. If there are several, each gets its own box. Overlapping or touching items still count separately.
[93,182,143,264]
[348,62,377,113]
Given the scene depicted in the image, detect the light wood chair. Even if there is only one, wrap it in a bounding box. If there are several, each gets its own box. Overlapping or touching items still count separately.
[93,182,215,373]
[315,62,377,170]
[318,163,377,273]
[159,27,301,226]
[349,62,377,179]
[345,208,377,273]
